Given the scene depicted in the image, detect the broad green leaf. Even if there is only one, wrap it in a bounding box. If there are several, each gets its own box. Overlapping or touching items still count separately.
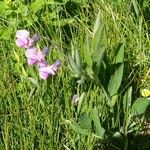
[93,11,101,37]
[75,49,82,71]
[91,24,104,53]
[91,13,104,73]
[123,87,132,113]
[83,35,94,79]
[85,67,94,79]
[71,123,89,136]
[83,34,93,68]
[90,108,105,139]
[92,10,103,53]
[94,47,105,63]
[79,114,91,130]
[108,64,124,96]
[108,94,118,107]
[94,47,105,73]
[68,55,81,75]
[131,98,150,116]
[115,44,124,64]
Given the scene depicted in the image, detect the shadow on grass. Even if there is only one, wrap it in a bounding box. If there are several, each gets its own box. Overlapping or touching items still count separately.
[93,134,150,150]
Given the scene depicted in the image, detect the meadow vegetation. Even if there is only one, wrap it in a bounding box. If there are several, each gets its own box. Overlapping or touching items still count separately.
[0,0,150,149]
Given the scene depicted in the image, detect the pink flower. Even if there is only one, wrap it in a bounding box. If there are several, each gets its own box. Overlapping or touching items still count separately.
[25,47,50,66]
[39,60,61,80]
[25,47,38,65]
[16,30,39,48]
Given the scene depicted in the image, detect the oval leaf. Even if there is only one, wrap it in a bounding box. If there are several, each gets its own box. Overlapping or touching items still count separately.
[132,98,150,116]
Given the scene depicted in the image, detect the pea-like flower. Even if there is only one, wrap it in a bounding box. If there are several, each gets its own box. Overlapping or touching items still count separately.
[16,30,39,48]
[25,47,50,66]
[39,60,61,80]
[15,29,61,80]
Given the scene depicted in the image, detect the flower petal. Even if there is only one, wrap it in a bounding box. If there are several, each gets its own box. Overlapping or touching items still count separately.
[39,71,49,80]
[29,33,39,46]
[25,47,38,58]
[37,51,45,62]
[16,38,29,48]
[16,30,30,39]
[27,58,38,65]
[39,66,55,75]
[38,60,48,68]
[25,48,38,64]
[51,60,61,71]
[42,47,50,56]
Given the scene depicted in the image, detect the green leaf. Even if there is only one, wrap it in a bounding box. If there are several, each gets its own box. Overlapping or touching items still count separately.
[91,24,104,53]
[30,0,46,13]
[93,11,101,37]
[85,67,94,79]
[90,108,105,139]
[68,54,81,75]
[94,47,105,73]
[123,87,132,113]
[75,49,82,71]
[131,98,150,116]
[79,114,91,130]
[77,92,85,115]
[91,12,105,74]
[115,44,124,64]
[83,35,94,79]
[71,123,89,136]
[108,64,124,96]
[108,94,118,108]
[132,0,139,17]
[83,34,93,68]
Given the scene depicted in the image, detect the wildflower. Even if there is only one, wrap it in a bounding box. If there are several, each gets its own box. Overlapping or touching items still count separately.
[37,47,50,68]
[16,30,39,48]
[25,47,38,65]
[141,88,150,97]
[72,94,79,106]
[25,47,50,66]
[39,60,61,80]
[15,29,61,80]
[42,47,51,56]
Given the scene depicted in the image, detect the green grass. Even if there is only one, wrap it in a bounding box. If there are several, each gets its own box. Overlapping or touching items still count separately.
[0,0,150,149]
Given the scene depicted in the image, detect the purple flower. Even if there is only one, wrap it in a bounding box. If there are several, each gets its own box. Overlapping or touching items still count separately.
[25,47,50,66]
[25,47,38,65]
[39,60,61,80]
[42,47,50,56]
[15,30,61,80]
[16,30,39,48]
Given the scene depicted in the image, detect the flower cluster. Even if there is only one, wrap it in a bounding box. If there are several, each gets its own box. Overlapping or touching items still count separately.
[16,30,61,80]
